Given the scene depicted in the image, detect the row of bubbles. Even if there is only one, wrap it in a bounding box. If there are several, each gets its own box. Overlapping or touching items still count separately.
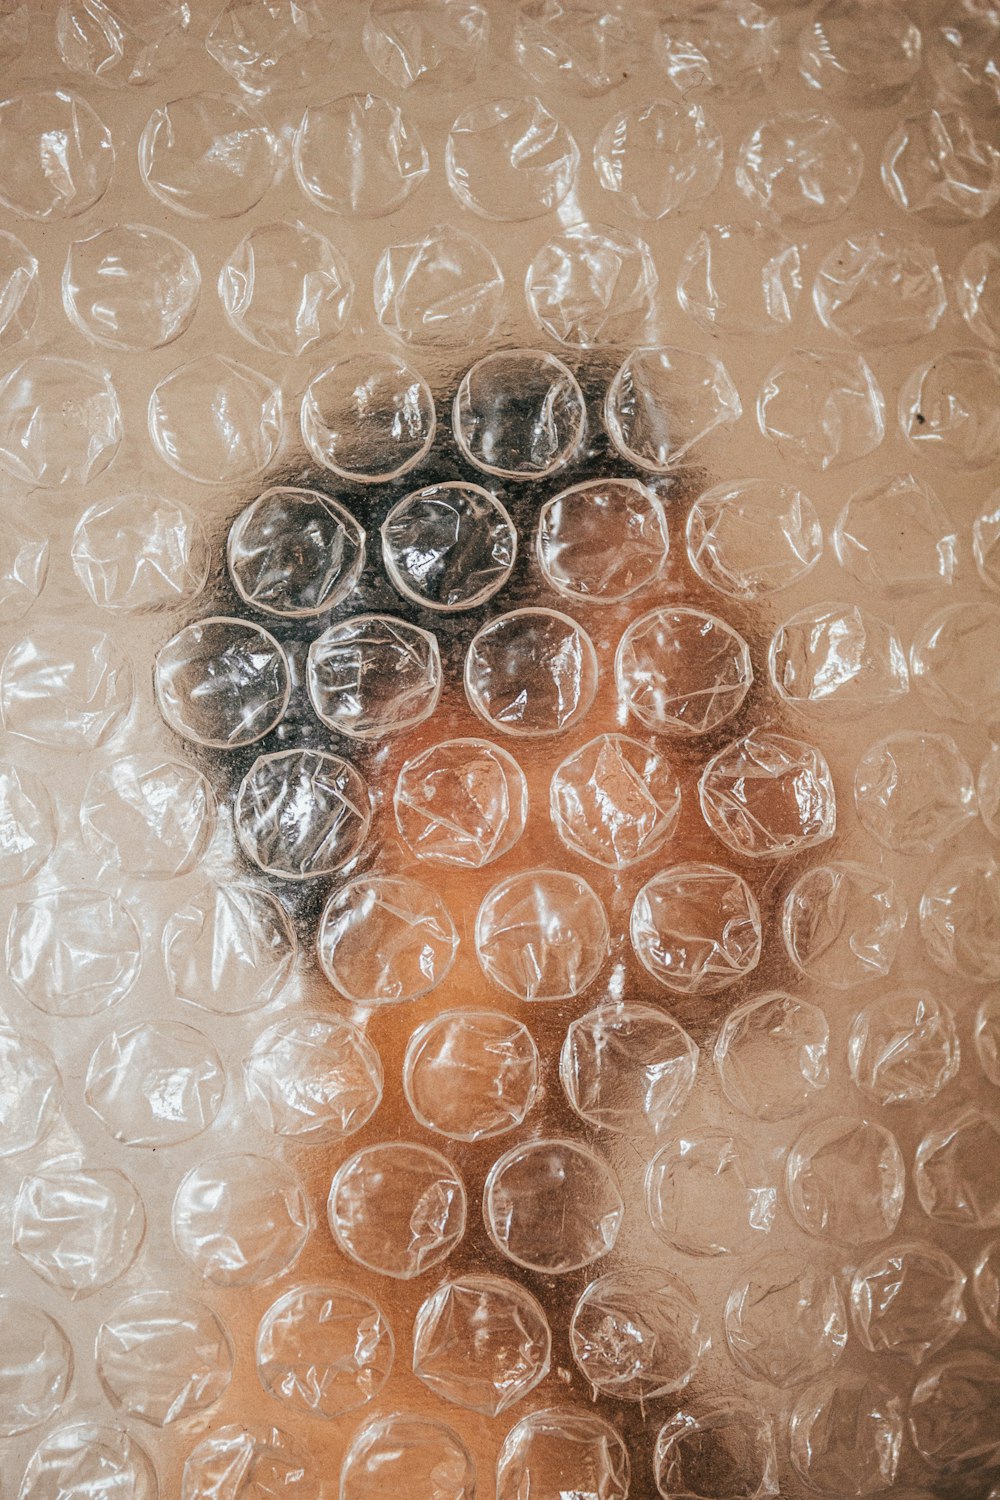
[4,220,1000,356]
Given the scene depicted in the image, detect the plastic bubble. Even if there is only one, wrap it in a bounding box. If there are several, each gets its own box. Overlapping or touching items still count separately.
[725,1252,847,1388]
[394,738,527,869]
[514,0,639,95]
[647,1130,776,1256]
[497,1409,629,1500]
[561,1001,698,1137]
[64,222,200,350]
[657,1,779,95]
[606,346,741,469]
[164,883,295,1016]
[307,615,441,740]
[413,1274,550,1416]
[976,994,1000,1087]
[294,93,428,217]
[677,222,802,336]
[957,240,1000,348]
[139,92,275,218]
[594,98,722,219]
[974,1238,1000,1334]
[0,357,121,489]
[234,749,371,880]
[848,991,960,1106]
[404,1009,538,1142]
[783,862,906,988]
[97,1291,232,1425]
[0,763,56,888]
[736,110,863,223]
[834,473,956,592]
[149,355,281,484]
[206,0,339,95]
[785,1115,905,1244]
[1,627,133,750]
[381,483,516,610]
[0,514,46,624]
[13,1166,144,1298]
[476,868,609,1001]
[855,731,975,854]
[617,606,752,736]
[631,863,761,994]
[374,225,503,347]
[453,349,585,479]
[183,1427,320,1500]
[155,617,289,749]
[227,486,365,618]
[0,1028,61,1159]
[56,0,189,86]
[920,855,1000,981]
[219,220,351,355]
[0,91,113,219]
[527,222,657,346]
[172,1153,310,1287]
[799,0,921,103]
[883,109,1000,223]
[465,608,598,738]
[928,6,1000,112]
[851,1242,967,1364]
[85,1021,225,1147]
[363,0,489,89]
[769,603,909,715]
[0,1298,72,1436]
[256,1284,393,1420]
[550,733,681,868]
[570,1268,703,1401]
[911,603,1000,722]
[243,1012,382,1143]
[686,478,821,600]
[909,1351,1000,1473]
[699,731,836,858]
[81,754,215,879]
[758,349,885,469]
[0,231,38,348]
[655,1403,778,1500]
[539,479,668,604]
[8,888,142,1017]
[341,1415,474,1500]
[914,1108,1000,1228]
[72,494,210,612]
[789,1375,903,1495]
[447,95,577,220]
[715,992,830,1121]
[484,1137,622,1274]
[814,231,946,345]
[900,349,1000,469]
[301,352,435,482]
[19,1424,156,1500]
[317,875,458,1005]
[328,1142,466,1279]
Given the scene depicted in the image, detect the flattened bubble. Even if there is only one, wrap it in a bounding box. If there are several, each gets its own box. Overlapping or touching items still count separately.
[294,93,428,217]
[686,478,821,600]
[849,992,960,1107]
[789,1375,903,1495]
[86,1022,225,1147]
[206,0,340,95]
[382,482,516,610]
[1,627,133,751]
[149,355,282,484]
[328,1142,466,1279]
[799,0,921,103]
[413,1274,550,1416]
[617,606,752,736]
[571,1268,703,1401]
[8,888,141,1017]
[497,1409,629,1500]
[594,98,722,220]
[855,731,975,854]
[228,486,365,619]
[64,222,200,350]
[914,1108,1000,1228]
[561,1001,698,1137]
[0,1298,71,1437]
[155,617,289,749]
[769,603,909,715]
[735,110,863,223]
[605,346,741,470]
[341,1414,474,1500]
[957,241,1000,348]
[909,1351,1000,1474]
[307,615,441,740]
[883,109,1000,224]
[527,222,657,346]
[814,232,946,346]
[404,1009,538,1142]
[0,762,56,888]
[851,1242,966,1365]
[677,222,802,336]
[19,1423,157,1500]
[539,479,668,605]
[81,754,215,879]
[724,1252,848,1388]
[551,733,681,868]
[395,738,527,869]
[234,749,371,881]
[301,352,435,483]
[13,1166,144,1298]
[911,603,1000,722]
[317,875,458,1005]
[453,349,585,480]
[57,0,189,86]
[900,349,1000,469]
[834,473,955,593]
[631,863,761,994]
[476,868,608,1001]
[783,862,906,989]
[172,1153,310,1287]
[655,1403,778,1500]
[465,608,598,738]
[220,220,351,355]
[73,493,210,612]
[0,231,37,348]
[715,992,830,1121]
[256,1284,392,1420]
[0,91,113,219]
[0,513,46,624]
[758,349,885,469]
[785,1115,905,1244]
[447,96,577,221]
[374,225,503,347]
[139,92,275,218]
[974,1239,1000,1334]
[484,1137,622,1274]
[363,0,488,90]
[928,7,1000,112]
[976,994,1000,1086]
[514,0,639,95]
[657,1,779,96]
[0,1028,61,1159]
[920,856,1000,981]
[0,357,121,488]
[647,1129,776,1256]
[97,1291,232,1425]
[183,1426,320,1500]
[165,884,295,1015]
[699,731,837,859]
[243,1013,382,1142]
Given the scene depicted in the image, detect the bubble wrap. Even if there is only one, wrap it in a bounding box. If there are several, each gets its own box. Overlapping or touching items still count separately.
[0,2,999,1497]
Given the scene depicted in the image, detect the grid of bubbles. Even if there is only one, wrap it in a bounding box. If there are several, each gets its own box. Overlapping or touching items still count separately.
[1,2,1000,1498]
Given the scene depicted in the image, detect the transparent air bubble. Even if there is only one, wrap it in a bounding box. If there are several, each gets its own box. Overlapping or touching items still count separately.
[605,346,741,470]
[394,738,527,868]
[374,225,504,348]
[465,608,598,738]
[526,223,657,347]
[715,992,830,1121]
[757,349,885,470]
[327,1142,466,1279]
[404,1009,538,1142]
[219,220,352,356]
[799,0,922,103]
[483,1137,623,1274]
[138,92,275,218]
[155,617,289,749]
[908,1351,1000,1473]
[514,0,639,96]
[654,1403,778,1500]
[854,731,976,853]
[616,606,753,736]
[234,749,371,880]
[538,479,668,604]
[976,994,1000,1087]
[957,240,1000,348]
[882,108,1000,223]
[228,487,365,619]
[0,1299,72,1437]
[164,884,296,1015]
[56,0,189,86]
[593,99,722,220]
[256,1284,393,1420]
[301,353,435,483]
[7,888,142,1017]
[0,357,121,489]
[341,1415,475,1500]
[699,731,837,858]
[813,231,946,346]
[96,1291,232,1425]
[294,94,428,218]
[446,95,577,220]
[724,1252,848,1388]
[550,733,681,868]
[919,855,1000,981]
[19,1424,157,1500]
[834,473,956,593]
[317,875,458,1005]
[63,223,201,350]
[307,615,441,740]
[0,763,56,888]
[453,349,585,480]
[80,754,215,879]
[647,1130,775,1256]
[735,110,863,223]
[183,1427,320,1500]
[412,1274,550,1416]
[788,1375,903,1495]
[172,1154,310,1288]
[850,1242,967,1365]
[0,514,47,624]
[85,1021,225,1147]
[769,602,909,715]
[72,494,210,612]
[476,867,609,1001]
[570,1268,703,1401]
[206,0,340,95]
[497,1410,629,1500]
[1,627,133,750]
[848,991,960,1106]
[363,0,489,90]
[560,1001,698,1136]
[900,349,1000,469]
[785,1115,906,1243]
[630,863,762,994]
[148,355,282,484]
[242,1013,382,1143]
[677,222,802,337]
[783,862,906,988]
[686,478,822,600]
[0,231,38,349]
[0,1027,61,1159]
[0,91,113,219]
[13,1166,144,1299]
[911,602,1000,722]
[915,1110,1000,1229]
[656,0,779,95]
[381,483,516,610]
